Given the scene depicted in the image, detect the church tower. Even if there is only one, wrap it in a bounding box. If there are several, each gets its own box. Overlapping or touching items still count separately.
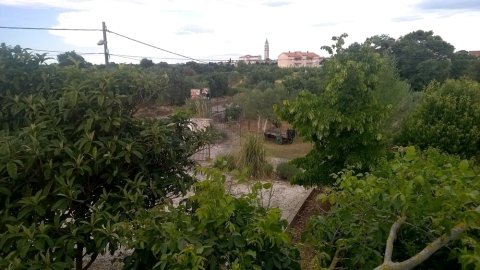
[264,39,269,61]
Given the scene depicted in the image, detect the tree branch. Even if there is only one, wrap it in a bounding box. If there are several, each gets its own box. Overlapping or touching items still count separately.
[384,216,406,263]
[82,253,98,270]
[374,205,480,270]
[328,248,342,270]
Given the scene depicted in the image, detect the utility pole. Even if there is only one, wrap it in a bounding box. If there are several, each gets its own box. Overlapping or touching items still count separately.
[102,21,109,66]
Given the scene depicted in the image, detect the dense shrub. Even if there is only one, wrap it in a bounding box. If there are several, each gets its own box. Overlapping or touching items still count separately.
[397,79,480,158]
[276,162,301,180]
[212,154,237,171]
[119,168,301,270]
[0,44,206,269]
[224,103,242,122]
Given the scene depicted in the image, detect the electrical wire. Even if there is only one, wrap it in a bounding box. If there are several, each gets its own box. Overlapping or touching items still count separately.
[110,54,143,62]
[0,26,102,31]
[109,53,230,62]
[29,49,104,55]
[107,29,209,64]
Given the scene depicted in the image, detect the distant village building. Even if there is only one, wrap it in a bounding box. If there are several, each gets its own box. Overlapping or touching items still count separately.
[469,51,480,57]
[277,51,322,68]
[237,38,277,65]
[239,54,262,64]
[190,88,209,99]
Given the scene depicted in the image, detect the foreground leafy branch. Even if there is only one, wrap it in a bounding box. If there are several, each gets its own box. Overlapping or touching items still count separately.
[375,207,479,269]
[304,147,480,269]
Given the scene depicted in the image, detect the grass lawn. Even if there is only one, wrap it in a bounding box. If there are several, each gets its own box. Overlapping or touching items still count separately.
[263,138,312,159]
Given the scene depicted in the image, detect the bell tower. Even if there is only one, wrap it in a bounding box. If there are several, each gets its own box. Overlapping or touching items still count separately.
[264,39,269,60]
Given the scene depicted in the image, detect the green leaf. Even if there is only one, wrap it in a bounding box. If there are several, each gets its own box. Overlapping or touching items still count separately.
[262,183,272,189]
[405,146,416,158]
[7,161,18,179]
[458,160,469,171]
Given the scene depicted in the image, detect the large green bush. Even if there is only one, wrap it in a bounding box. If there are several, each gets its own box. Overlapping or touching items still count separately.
[119,168,301,270]
[275,162,301,180]
[0,44,206,269]
[303,147,480,269]
[397,79,480,158]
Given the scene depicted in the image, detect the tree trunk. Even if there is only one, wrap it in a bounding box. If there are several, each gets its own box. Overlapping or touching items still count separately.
[76,242,84,270]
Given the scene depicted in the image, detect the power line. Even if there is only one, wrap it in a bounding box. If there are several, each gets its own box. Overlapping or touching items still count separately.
[21,47,230,63]
[111,54,142,62]
[107,29,209,64]
[109,53,229,62]
[0,26,102,31]
[1,24,211,63]
[29,49,104,55]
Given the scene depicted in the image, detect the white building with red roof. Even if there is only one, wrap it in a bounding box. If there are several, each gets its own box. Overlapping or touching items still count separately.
[277,51,322,68]
[239,54,262,64]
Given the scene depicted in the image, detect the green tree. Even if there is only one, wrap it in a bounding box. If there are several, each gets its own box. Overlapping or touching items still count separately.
[451,50,480,80]
[234,86,289,123]
[304,147,480,269]
[391,30,454,90]
[282,69,324,96]
[365,34,396,55]
[275,35,409,186]
[397,78,480,158]
[163,68,193,105]
[0,43,50,95]
[57,50,91,68]
[0,45,206,269]
[119,168,300,270]
[207,72,229,97]
[139,58,154,68]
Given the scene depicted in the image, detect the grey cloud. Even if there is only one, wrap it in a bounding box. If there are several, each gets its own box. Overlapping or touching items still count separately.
[417,0,480,10]
[176,25,214,35]
[392,15,423,22]
[263,1,290,7]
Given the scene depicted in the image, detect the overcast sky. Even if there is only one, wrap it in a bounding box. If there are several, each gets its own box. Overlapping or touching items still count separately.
[0,0,479,64]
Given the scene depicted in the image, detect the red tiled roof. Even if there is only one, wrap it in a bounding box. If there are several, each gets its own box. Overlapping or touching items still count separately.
[469,51,480,57]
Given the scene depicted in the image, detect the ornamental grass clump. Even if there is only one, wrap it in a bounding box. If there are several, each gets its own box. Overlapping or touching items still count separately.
[238,134,272,178]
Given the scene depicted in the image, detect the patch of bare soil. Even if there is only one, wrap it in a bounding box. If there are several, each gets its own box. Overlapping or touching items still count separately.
[289,188,330,270]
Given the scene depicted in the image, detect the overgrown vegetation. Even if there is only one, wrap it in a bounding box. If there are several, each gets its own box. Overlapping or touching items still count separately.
[274,33,480,269]
[213,154,237,171]
[275,162,301,181]
[2,25,480,269]
[0,44,206,269]
[304,147,480,269]
[119,168,301,270]
[397,79,480,158]
[276,34,410,186]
